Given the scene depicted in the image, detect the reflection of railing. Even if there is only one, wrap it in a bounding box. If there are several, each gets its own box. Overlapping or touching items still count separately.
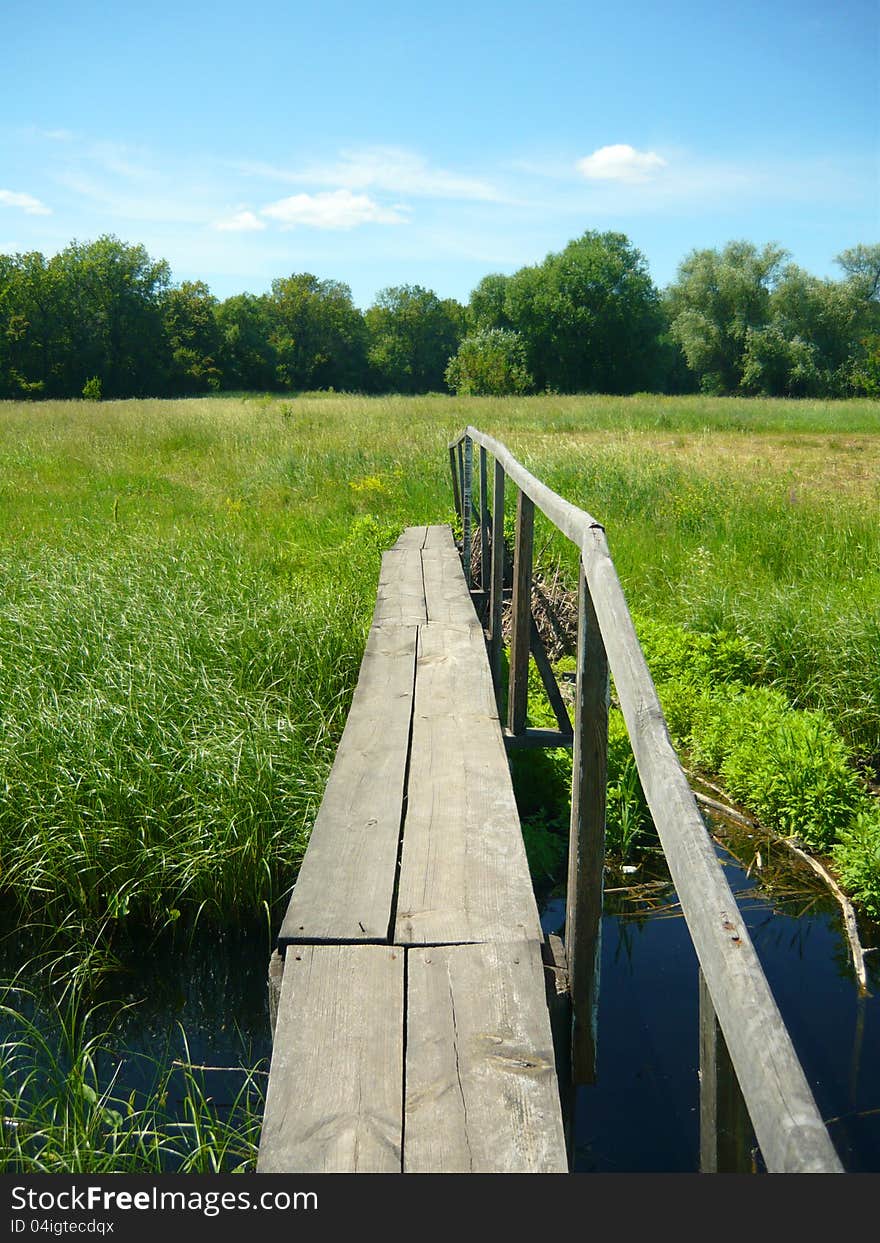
[448,426,843,1174]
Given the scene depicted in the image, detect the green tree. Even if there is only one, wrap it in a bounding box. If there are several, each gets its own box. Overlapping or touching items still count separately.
[0,251,62,397]
[163,280,222,393]
[269,273,367,391]
[472,232,665,393]
[836,244,880,395]
[365,285,465,392]
[444,327,533,395]
[468,273,513,331]
[50,236,171,398]
[666,241,787,393]
[215,293,278,391]
[741,265,862,396]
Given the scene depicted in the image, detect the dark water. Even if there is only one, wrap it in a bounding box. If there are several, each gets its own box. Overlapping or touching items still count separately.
[541,841,880,1172]
[3,841,878,1172]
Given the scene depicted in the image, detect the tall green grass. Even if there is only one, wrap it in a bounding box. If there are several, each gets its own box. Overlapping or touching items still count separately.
[0,982,263,1172]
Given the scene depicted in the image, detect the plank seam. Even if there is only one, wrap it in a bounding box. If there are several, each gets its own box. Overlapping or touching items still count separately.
[400,946,409,1173]
[386,626,420,943]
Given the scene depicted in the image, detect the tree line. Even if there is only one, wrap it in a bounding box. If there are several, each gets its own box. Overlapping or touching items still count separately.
[1,231,877,401]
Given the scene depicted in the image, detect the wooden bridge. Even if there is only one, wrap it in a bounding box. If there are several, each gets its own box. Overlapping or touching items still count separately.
[257,427,843,1175]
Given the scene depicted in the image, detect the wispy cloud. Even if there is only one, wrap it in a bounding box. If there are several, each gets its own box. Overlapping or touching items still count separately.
[239,145,503,203]
[0,189,51,215]
[261,189,408,230]
[213,209,266,232]
[577,144,667,183]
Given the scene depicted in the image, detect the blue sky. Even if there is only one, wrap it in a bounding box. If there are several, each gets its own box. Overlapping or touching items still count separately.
[2,0,877,308]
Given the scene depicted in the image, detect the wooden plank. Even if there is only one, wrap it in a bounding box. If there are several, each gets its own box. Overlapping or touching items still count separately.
[566,563,608,1085]
[404,941,568,1172]
[421,525,479,626]
[392,526,428,550]
[394,626,542,944]
[411,621,498,719]
[507,489,534,735]
[373,541,427,626]
[279,623,416,943]
[258,944,404,1172]
[581,524,842,1173]
[503,727,574,751]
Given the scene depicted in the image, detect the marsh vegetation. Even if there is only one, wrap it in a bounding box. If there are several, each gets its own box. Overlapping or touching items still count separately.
[0,391,877,1169]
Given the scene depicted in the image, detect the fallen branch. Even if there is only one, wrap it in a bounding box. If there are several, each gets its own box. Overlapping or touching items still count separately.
[689,783,870,997]
[782,841,869,997]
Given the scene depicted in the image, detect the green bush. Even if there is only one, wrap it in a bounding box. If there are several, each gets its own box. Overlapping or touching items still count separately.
[444,328,533,396]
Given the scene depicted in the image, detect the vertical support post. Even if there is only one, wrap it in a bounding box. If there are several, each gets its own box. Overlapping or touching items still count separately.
[490,459,505,709]
[507,488,533,736]
[479,445,489,594]
[699,969,755,1172]
[456,441,464,525]
[566,560,608,1085]
[448,444,461,519]
[462,436,473,588]
[268,949,284,1041]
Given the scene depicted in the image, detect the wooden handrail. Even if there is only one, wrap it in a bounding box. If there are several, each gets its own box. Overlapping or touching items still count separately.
[450,426,842,1174]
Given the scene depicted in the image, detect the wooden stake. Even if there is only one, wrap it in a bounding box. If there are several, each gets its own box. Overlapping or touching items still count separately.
[565,561,608,1084]
[507,489,533,736]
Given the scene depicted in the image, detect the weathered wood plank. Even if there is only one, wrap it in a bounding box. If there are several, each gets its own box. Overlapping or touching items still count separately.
[411,620,497,718]
[404,941,568,1172]
[258,944,404,1172]
[372,528,428,626]
[421,525,479,626]
[394,625,542,944]
[279,623,417,943]
[503,727,573,751]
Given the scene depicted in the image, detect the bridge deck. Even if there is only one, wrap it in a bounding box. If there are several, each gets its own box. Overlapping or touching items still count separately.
[258,524,568,1173]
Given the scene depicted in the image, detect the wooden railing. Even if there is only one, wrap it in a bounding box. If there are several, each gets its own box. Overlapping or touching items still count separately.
[449,426,843,1174]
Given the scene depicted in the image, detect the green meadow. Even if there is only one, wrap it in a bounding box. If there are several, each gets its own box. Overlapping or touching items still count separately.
[1,391,878,1169]
[1,391,878,945]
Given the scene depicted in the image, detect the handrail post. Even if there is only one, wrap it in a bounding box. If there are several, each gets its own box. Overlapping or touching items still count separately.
[462,436,473,589]
[566,560,608,1084]
[507,488,533,736]
[490,459,505,708]
[479,445,489,594]
[449,444,462,519]
[699,968,755,1172]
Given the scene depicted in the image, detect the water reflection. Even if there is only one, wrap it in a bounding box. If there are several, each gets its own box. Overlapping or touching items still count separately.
[2,836,878,1172]
[547,838,880,1172]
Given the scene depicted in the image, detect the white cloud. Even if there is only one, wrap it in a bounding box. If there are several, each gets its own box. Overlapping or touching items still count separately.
[260,189,407,230]
[0,189,51,215]
[213,209,266,232]
[238,146,503,203]
[577,144,667,183]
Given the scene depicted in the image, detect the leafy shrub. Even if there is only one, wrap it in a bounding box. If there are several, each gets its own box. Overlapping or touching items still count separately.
[444,328,533,396]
